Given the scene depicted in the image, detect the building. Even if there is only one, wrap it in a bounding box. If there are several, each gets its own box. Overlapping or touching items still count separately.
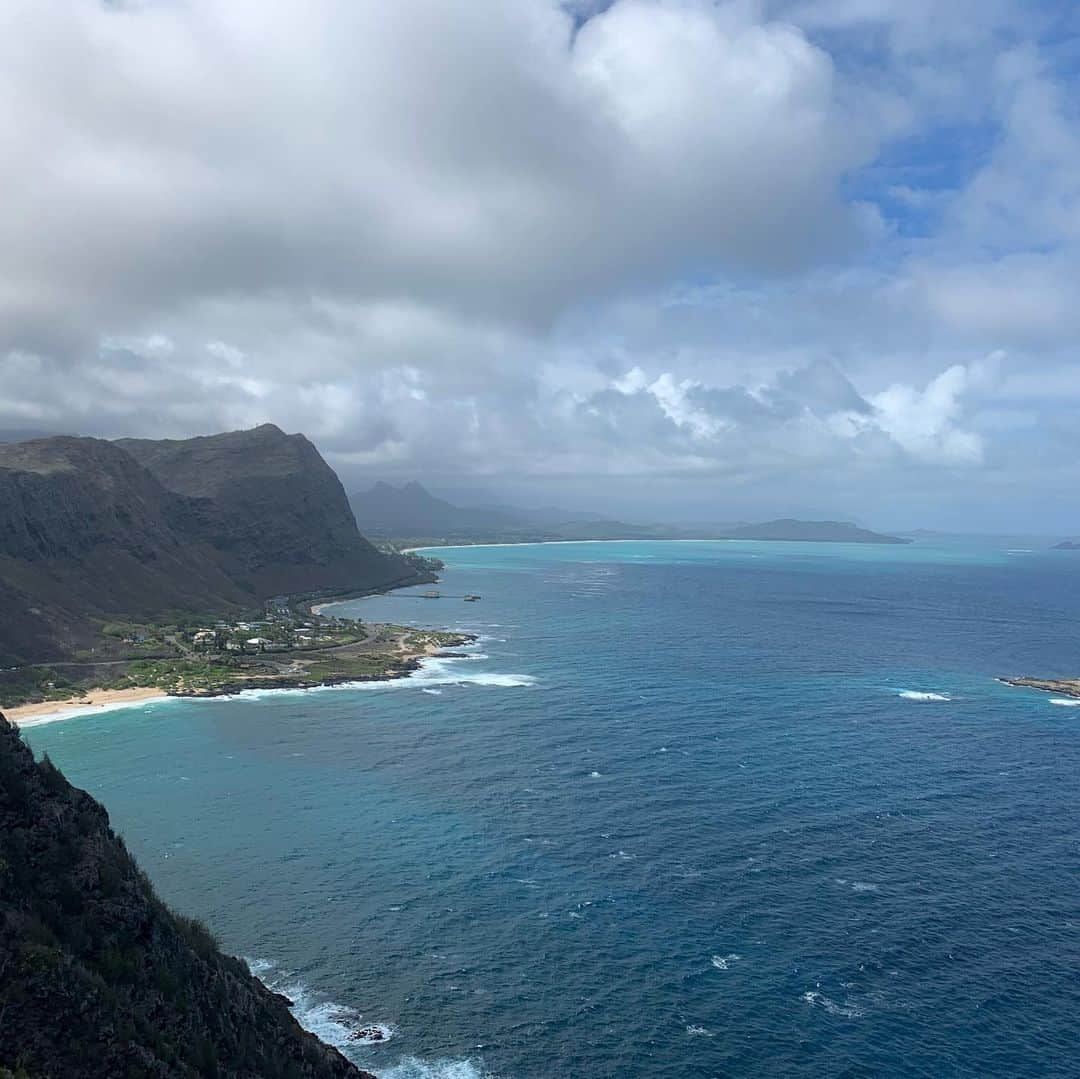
[193,630,216,649]
[245,637,271,652]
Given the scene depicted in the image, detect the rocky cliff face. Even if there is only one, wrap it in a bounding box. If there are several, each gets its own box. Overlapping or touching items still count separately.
[118,426,415,597]
[0,438,248,662]
[0,712,373,1079]
[0,427,426,664]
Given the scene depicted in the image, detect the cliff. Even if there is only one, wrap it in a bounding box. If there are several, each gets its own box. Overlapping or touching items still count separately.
[0,427,426,665]
[0,712,373,1079]
[0,438,248,662]
[118,426,416,597]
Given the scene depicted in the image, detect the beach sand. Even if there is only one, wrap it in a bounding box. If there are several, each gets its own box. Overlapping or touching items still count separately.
[6,687,170,728]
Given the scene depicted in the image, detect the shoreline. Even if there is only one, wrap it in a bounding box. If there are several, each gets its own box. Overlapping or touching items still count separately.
[8,687,173,728]
[997,676,1080,700]
[6,633,477,729]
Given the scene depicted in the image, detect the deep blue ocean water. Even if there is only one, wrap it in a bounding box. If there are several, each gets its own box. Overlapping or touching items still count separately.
[23,538,1080,1078]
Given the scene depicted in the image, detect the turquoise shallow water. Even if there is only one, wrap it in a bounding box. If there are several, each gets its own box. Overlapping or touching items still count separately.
[24,538,1080,1078]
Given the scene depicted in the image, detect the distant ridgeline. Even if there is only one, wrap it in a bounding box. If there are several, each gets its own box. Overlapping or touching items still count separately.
[0,712,373,1079]
[0,426,427,665]
[349,481,912,548]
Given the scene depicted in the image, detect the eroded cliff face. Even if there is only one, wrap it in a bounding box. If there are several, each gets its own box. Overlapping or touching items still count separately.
[0,438,248,662]
[0,713,374,1079]
[117,425,414,597]
[0,426,427,664]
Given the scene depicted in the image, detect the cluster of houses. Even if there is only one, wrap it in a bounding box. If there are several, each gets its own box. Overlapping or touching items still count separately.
[189,617,340,655]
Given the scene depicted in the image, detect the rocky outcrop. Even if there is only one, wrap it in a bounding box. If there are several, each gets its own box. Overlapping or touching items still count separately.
[1053,540,1080,550]
[0,712,374,1079]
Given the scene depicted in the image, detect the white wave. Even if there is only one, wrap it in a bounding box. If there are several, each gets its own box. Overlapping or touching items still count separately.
[686,1025,715,1037]
[589,771,602,778]
[247,958,387,1050]
[849,881,879,893]
[1049,697,1080,707]
[897,690,951,701]
[11,695,174,728]
[185,655,536,705]
[382,1059,495,1079]
[802,990,863,1018]
[422,689,443,696]
[711,953,740,970]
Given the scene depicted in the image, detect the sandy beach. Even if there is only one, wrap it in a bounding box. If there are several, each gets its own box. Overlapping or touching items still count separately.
[5,687,170,728]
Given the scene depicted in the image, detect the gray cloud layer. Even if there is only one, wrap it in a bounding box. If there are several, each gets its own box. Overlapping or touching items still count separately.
[2,1,1078,530]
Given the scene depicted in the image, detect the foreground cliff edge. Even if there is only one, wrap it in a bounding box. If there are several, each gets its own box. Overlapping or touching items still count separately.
[0,713,373,1079]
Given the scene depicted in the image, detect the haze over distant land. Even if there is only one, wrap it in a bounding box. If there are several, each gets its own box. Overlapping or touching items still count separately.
[350,480,911,545]
[3,1,1080,534]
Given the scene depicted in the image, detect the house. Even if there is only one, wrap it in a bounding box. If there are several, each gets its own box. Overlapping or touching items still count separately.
[193,630,216,649]
[245,637,271,652]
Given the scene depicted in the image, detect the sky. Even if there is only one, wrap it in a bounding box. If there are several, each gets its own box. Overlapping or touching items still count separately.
[2,0,1080,532]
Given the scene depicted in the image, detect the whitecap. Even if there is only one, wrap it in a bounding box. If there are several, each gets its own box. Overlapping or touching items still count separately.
[802,990,863,1018]
[589,771,602,778]
[1049,697,1080,707]
[898,690,951,701]
[421,688,443,696]
[711,953,740,970]
[686,1025,715,1037]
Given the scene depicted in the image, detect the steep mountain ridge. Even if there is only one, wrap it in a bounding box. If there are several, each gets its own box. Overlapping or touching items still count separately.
[0,712,373,1078]
[119,426,413,597]
[0,438,249,662]
[0,428,425,665]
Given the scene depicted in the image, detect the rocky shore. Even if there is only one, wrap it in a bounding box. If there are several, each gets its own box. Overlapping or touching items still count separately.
[0,711,375,1078]
[998,676,1080,699]
[7,628,478,725]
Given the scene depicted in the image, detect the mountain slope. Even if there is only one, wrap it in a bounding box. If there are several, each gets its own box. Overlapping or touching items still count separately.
[0,428,427,665]
[118,426,418,597]
[350,481,523,538]
[0,437,249,663]
[0,712,372,1079]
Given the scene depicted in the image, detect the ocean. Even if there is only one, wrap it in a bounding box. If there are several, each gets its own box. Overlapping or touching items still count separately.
[23,538,1080,1078]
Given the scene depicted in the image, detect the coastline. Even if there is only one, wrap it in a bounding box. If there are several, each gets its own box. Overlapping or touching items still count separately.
[997,676,1080,700]
[7,632,477,728]
[7,687,172,728]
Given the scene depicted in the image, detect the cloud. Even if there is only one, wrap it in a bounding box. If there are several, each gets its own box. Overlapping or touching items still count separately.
[0,0,867,359]
[3,0,1080,529]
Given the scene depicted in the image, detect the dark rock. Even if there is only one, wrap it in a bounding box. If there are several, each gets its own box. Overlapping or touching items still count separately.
[0,711,376,1078]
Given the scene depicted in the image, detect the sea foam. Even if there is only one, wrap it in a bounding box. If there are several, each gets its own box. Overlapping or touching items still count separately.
[1049,697,1080,707]
[898,690,951,701]
[249,960,490,1077]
